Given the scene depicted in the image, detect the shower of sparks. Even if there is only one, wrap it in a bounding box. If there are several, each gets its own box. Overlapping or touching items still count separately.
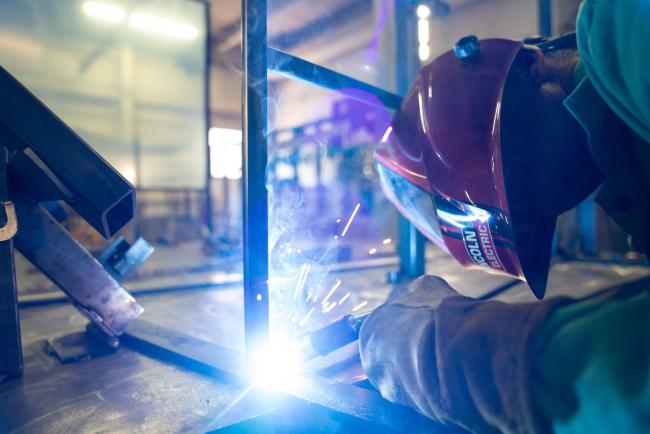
[321,279,342,305]
[323,301,337,314]
[352,300,368,312]
[382,238,392,245]
[338,292,351,305]
[293,263,311,301]
[368,248,377,255]
[341,203,360,237]
[299,306,315,327]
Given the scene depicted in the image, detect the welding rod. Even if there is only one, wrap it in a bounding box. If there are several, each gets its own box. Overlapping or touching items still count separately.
[307,312,371,358]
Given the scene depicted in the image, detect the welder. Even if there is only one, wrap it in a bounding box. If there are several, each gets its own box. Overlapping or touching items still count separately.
[360,1,650,433]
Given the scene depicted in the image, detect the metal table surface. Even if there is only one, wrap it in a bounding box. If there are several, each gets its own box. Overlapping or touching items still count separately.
[1,256,649,433]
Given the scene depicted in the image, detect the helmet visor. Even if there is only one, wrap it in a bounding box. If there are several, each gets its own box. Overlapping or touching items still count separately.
[376,162,447,252]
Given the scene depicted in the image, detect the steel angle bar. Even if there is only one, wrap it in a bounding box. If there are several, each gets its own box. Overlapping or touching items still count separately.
[14,202,143,336]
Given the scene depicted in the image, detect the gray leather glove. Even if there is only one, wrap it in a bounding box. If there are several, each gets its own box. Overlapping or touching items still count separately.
[359,275,567,434]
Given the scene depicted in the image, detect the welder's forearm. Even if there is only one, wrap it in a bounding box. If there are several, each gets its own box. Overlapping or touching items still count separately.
[532,292,650,433]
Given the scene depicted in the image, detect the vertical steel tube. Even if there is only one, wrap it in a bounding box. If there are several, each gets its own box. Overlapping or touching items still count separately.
[395,2,425,279]
[204,1,214,233]
[242,0,270,358]
[0,148,22,378]
[538,0,552,37]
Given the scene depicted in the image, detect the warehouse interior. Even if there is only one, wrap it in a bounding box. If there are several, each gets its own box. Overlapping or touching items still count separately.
[0,0,648,432]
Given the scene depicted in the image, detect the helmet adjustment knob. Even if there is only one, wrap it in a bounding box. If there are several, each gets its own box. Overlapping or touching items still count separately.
[453,35,480,62]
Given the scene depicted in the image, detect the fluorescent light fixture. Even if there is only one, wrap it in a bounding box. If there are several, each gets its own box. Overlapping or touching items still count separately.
[416,4,431,19]
[208,127,242,179]
[419,43,430,61]
[82,1,126,24]
[418,19,430,44]
[128,11,199,41]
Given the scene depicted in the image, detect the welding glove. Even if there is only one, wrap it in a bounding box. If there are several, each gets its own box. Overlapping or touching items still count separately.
[359,275,569,434]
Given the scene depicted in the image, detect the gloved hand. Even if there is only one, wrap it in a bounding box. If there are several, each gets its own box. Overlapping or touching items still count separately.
[359,275,567,434]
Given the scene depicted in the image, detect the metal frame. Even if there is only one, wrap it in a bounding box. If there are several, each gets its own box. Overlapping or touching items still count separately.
[242,0,271,358]
[394,1,425,280]
[241,0,429,355]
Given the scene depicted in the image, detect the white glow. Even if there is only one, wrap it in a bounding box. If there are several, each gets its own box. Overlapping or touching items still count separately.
[368,248,377,255]
[416,4,431,19]
[380,126,393,143]
[321,279,342,305]
[382,238,392,245]
[83,1,126,24]
[352,300,369,313]
[418,19,430,44]
[299,307,315,327]
[436,206,492,228]
[323,301,337,314]
[119,164,136,184]
[249,336,304,392]
[209,127,242,179]
[419,44,431,61]
[417,92,428,133]
[129,11,198,40]
[341,203,361,237]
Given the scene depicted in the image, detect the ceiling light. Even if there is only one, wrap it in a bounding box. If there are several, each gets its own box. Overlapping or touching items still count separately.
[82,1,126,24]
[416,4,431,19]
[128,11,198,41]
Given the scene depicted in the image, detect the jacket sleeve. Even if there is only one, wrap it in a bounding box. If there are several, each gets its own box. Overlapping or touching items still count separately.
[359,275,568,434]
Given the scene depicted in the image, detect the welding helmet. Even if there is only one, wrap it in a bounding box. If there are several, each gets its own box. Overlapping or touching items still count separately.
[376,35,579,298]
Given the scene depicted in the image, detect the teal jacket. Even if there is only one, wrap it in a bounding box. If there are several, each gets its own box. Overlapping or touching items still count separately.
[538,1,650,433]
[565,0,650,254]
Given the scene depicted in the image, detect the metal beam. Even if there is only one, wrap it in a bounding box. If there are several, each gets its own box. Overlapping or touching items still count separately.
[0,149,21,378]
[538,0,552,37]
[394,2,425,280]
[268,48,402,110]
[122,320,452,433]
[242,0,270,358]
[14,202,143,336]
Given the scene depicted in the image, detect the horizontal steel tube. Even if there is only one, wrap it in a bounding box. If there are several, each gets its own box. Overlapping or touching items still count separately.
[267,48,403,111]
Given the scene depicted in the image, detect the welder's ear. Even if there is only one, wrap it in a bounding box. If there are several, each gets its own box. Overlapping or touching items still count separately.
[512,45,548,86]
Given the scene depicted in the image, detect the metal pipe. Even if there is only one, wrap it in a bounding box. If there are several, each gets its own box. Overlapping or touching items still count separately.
[267,48,403,111]
[538,0,552,37]
[242,0,270,358]
[395,2,425,280]
[204,0,214,233]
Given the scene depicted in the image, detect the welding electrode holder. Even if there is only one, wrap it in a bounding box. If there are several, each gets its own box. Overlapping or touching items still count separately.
[309,312,370,357]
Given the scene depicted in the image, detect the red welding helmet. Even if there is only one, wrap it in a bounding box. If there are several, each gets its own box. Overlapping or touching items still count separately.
[376,37,556,298]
